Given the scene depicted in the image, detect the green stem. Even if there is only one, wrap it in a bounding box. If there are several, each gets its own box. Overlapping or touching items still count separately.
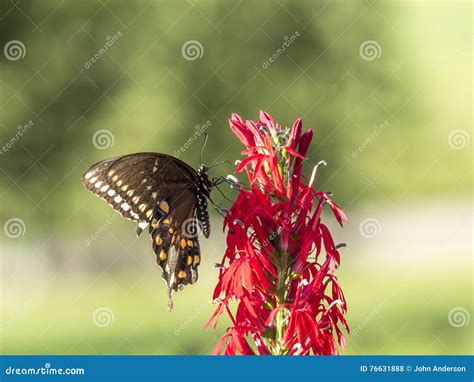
[274,252,288,355]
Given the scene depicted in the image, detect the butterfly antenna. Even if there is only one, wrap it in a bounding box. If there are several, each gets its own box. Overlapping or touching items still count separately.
[199,132,209,165]
[208,160,232,170]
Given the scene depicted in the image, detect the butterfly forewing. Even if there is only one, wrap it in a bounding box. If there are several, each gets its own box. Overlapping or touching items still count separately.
[82,153,196,222]
[81,152,211,308]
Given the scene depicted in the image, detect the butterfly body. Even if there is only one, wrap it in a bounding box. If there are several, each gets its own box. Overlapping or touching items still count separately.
[81,153,212,309]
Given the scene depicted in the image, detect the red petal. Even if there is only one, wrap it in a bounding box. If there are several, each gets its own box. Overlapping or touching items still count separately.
[283,146,304,159]
[235,154,265,173]
[259,110,274,126]
[212,332,232,355]
[232,329,254,355]
[205,303,225,329]
[288,118,302,150]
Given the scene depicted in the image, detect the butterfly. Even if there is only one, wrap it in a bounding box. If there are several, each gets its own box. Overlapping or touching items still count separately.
[81,153,213,310]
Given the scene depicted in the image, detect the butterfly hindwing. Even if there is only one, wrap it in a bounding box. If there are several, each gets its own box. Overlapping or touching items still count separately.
[151,217,201,306]
[149,189,203,310]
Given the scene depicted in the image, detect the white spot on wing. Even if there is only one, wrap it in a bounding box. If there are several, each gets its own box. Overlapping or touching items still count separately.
[121,202,131,211]
[107,189,116,197]
[100,185,110,192]
[89,177,97,183]
[138,221,148,230]
[85,172,93,179]
[114,195,122,203]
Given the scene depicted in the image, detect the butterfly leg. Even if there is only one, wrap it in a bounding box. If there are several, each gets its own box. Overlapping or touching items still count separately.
[212,176,248,191]
[213,184,233,203]
[213,205,228,219]
[212,176,226,186]
[207,195,228,218]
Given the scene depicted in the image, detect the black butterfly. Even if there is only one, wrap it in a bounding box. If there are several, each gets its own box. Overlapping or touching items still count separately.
[81,153,213,310]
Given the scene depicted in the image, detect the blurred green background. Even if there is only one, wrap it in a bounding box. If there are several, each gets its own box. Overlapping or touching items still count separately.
[0,1,471,355]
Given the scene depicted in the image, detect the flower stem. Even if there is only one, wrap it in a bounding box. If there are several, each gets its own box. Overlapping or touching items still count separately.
[274,252,288,355]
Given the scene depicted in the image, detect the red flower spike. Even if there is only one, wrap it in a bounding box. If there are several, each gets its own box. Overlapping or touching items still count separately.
[208,112,349,355]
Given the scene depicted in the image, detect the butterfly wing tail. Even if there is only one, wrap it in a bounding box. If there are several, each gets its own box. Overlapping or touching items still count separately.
[150,217,200,309]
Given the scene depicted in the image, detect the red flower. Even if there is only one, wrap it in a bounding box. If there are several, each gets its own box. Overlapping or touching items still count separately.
[207,112,349,355]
